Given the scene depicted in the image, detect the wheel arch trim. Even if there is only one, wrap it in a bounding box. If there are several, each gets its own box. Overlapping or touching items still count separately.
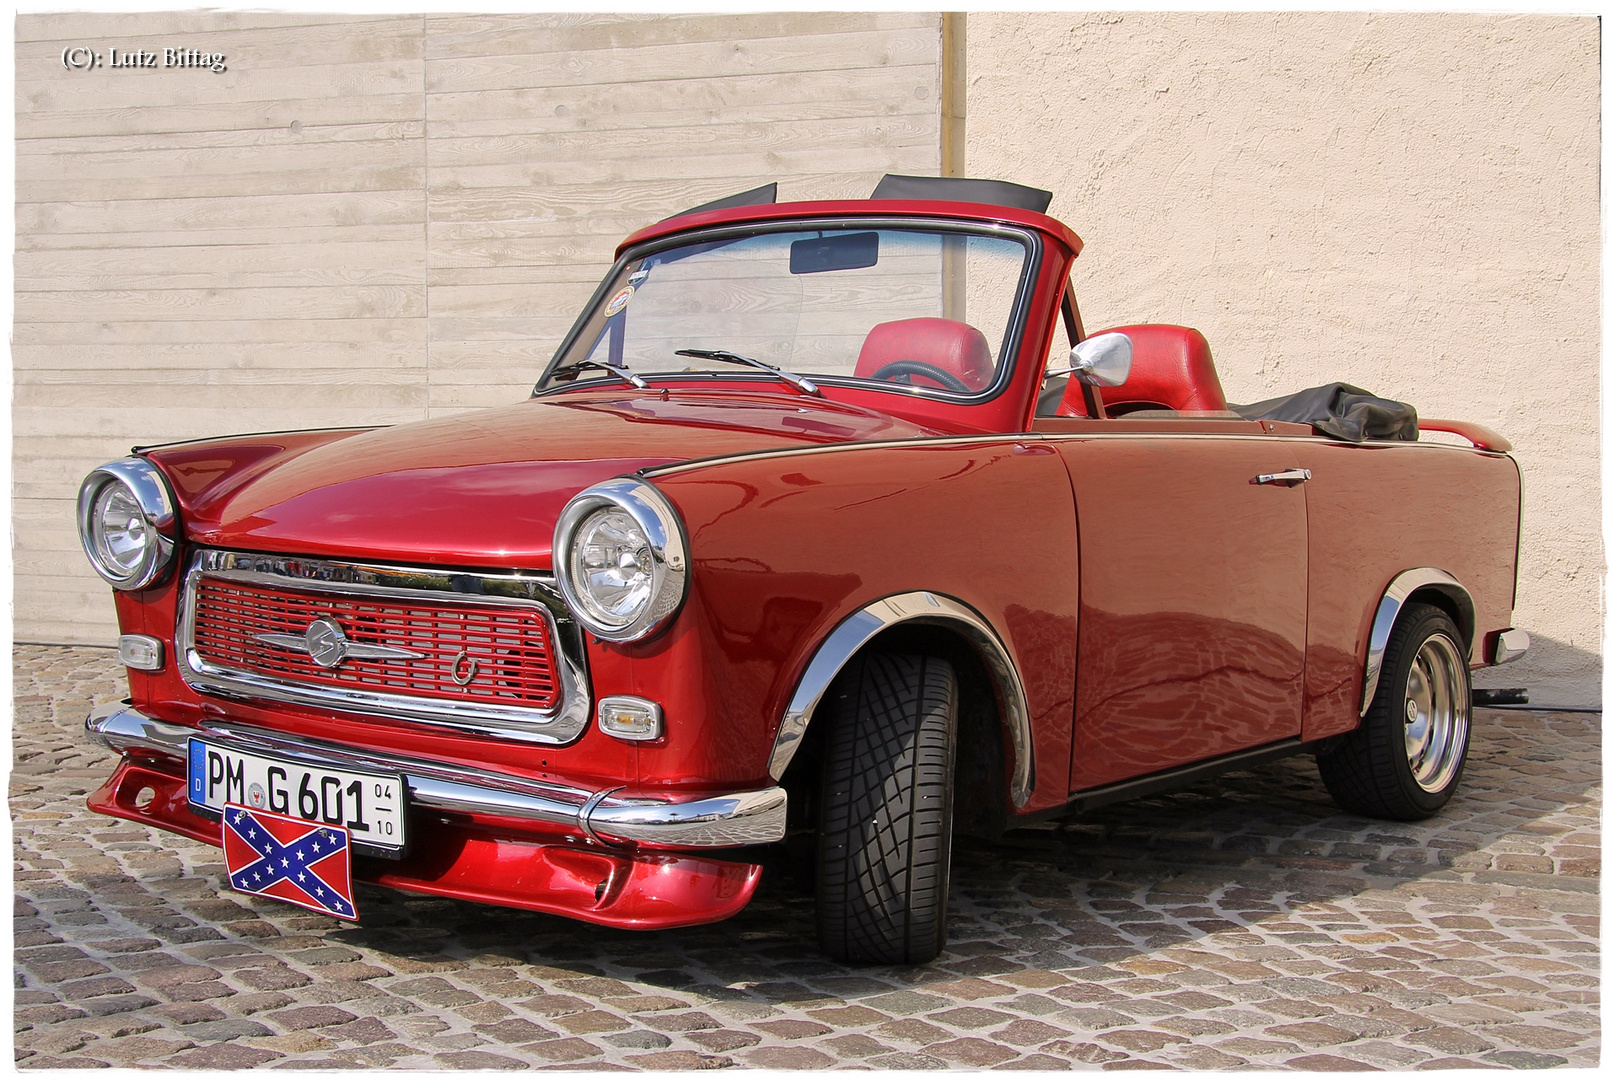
[768,591,1035,807]
[1361,567,1476,716]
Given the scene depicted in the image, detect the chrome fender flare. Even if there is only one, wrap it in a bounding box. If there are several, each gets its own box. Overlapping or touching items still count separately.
[767,591,1035,808]
[1361,568,1477,716]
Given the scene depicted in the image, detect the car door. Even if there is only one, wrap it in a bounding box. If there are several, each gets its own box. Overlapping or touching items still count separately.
[1054,423,1309,790]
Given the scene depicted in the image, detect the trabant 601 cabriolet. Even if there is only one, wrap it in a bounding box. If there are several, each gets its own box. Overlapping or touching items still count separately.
[81,176,1527,962]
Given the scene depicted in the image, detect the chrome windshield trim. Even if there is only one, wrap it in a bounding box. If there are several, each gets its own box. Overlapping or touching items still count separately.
[177,549,591,745]
[769,590,1035,808]
[535,216,1044,408]
[1361,567,1477,716]
[86,704,784,849]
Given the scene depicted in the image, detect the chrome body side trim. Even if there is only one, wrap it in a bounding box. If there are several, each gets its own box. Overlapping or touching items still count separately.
[643,429,1502,482]
[1361,568,1477,716]
[768,591,1035,808]
[177,549,592,745]
[86,703,785,849]
[1493,628,1530,666]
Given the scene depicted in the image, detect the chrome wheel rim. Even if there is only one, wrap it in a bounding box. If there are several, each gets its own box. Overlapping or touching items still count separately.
[1402,633,1468,792]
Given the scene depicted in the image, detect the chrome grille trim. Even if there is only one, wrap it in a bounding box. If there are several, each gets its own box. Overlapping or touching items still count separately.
[178,549,590,744]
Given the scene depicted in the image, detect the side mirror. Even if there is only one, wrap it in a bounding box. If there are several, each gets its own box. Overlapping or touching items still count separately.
[1068,332,1132,387]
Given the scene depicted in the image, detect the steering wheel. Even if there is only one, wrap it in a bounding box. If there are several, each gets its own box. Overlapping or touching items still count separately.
[867,360,973,393]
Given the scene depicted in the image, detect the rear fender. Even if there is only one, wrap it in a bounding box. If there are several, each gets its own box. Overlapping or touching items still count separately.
[1361,567,1476,715]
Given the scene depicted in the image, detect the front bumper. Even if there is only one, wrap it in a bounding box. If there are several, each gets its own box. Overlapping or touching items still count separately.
[87,702,787,849]
[86,703,785,930]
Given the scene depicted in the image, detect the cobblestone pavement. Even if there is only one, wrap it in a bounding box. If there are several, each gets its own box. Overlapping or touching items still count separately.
[13,644,1599,1069]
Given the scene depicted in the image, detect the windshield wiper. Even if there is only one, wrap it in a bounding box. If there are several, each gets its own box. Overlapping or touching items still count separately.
[675,349,821,396]
[551,359,649,390]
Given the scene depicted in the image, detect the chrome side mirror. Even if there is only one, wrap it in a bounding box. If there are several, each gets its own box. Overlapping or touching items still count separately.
[1067,332,1132,387]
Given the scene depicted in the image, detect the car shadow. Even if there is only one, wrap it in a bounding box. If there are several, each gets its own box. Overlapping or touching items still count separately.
[326,707,1599,997]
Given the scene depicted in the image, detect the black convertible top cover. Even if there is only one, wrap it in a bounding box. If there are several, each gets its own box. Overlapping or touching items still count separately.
[664,183,778,221]
[1231,383,1419,443]
[871,174,1054,213]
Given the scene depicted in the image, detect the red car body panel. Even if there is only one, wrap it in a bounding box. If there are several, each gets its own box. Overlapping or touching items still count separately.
[80,193,1525,934]
[1290,438,1523,742]
[1054,424,1310,790]
[648,438,1080,813]
[616,198,1085,260]
[149,393,943,567]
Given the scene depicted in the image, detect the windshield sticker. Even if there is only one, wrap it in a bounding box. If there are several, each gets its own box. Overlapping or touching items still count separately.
[605,285,635,317]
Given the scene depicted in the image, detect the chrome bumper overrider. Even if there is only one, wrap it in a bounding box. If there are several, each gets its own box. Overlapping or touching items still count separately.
[86,703,786,849]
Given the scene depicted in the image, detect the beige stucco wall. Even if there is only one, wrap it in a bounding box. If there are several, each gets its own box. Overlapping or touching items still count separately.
[970,12,1601,705]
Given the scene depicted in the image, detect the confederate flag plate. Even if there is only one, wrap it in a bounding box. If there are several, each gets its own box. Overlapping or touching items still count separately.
[222,803,358,920]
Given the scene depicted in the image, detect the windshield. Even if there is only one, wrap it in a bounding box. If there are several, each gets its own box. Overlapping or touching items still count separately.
[539,223,1036,398]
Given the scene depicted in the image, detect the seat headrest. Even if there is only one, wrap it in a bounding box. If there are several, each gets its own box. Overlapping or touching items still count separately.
[1058,324,1227,415]
[855,318,994,392]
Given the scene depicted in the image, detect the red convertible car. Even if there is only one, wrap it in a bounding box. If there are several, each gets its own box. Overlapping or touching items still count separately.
[80,176,1527,963]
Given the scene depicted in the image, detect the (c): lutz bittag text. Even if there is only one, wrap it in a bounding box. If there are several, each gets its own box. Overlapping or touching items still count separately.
[62,46,227,73]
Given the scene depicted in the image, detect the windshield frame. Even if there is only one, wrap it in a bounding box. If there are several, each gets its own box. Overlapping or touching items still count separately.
[533,216,1045,406]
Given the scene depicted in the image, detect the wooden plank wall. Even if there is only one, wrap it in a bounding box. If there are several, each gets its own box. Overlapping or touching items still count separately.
[14,12,942,644]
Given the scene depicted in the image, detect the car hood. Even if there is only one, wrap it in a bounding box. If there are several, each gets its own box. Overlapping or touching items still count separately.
[148,390,936,568]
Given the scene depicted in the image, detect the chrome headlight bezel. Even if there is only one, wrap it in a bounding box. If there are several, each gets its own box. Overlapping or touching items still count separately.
[77,458,178,591]
[553,478,688,643]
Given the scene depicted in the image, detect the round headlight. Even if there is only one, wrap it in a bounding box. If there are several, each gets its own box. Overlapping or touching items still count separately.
[77,458,177,590]
[554,478,687,642]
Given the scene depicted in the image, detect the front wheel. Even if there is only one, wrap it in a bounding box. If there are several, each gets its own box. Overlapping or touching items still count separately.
[816,652,957,964]
[1317,602,1471,820]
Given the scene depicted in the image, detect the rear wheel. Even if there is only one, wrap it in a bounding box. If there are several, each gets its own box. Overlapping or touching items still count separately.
[1318,603,1471,820]
[816,652,957,964]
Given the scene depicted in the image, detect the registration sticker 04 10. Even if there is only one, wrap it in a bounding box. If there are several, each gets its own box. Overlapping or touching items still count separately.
[222,803,357,920]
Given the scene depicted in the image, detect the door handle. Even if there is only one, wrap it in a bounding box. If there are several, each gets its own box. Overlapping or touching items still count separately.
[1251,468,1311,487]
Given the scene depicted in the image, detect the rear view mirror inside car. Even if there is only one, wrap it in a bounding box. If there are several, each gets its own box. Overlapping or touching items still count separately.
[790,231,879,274]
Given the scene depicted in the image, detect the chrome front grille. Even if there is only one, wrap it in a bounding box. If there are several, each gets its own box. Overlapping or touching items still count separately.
[178,549,590,743]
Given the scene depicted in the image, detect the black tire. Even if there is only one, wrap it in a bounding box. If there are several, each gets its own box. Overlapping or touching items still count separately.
[816,652,957,964]
[1317,603,1471,821]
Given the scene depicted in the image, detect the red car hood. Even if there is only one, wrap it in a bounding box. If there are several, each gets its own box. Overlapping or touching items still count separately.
[147,390,935,568]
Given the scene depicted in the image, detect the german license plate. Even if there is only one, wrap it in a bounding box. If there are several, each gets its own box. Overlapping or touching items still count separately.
[187,739,406,852]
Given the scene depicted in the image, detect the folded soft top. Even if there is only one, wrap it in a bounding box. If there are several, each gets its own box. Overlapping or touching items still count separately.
[1232,382,1419,443]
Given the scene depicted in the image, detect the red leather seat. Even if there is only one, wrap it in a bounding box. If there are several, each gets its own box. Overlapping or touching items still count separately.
[855,318,994,392]
[1058,324,1228,416]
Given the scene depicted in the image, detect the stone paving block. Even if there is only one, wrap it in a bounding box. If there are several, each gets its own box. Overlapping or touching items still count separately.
[168,1042,285,1067]
[926,1036,1020,1066]
[745,1045,836,1067]
[995,1051,1074,1069]
[519,1037,606,1062]
[867,1050,950,1068]
[620,1050,734,1068]
[474,1018,561,1044]
[750,1017,831,1039]
[804,1003,887,1026]
[994,1017,1070,1045]
[246,1031,338,1053]
[820,1032,888,1057]
[434,1049,529,1069]
[1483,1049,1570,1068]
[1265,1020,1360,1046]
